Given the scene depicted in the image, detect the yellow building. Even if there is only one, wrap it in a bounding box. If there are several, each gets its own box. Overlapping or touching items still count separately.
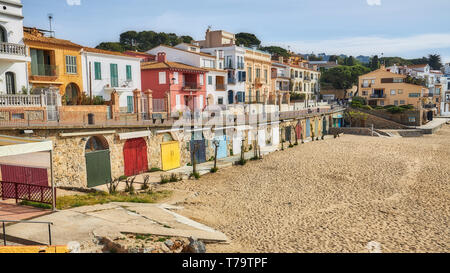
[244,47,272,103]
[359,65,428,108]
[288,63,320,102]
[24,27,84,105]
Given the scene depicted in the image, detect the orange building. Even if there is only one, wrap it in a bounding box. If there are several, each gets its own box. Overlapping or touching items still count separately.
[23,27,84,105]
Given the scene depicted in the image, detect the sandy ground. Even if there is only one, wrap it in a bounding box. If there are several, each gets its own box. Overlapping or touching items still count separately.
[160,125,450,253]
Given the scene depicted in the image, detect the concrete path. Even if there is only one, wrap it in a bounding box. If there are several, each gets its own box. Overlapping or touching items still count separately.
[1,202,228,247]
[418,118,450,134]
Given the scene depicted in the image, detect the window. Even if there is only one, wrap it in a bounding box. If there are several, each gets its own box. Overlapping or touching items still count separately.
[362,91,368,96]
[176,95,180,107]
[218,97,224,105]
[159,72,166,84]
[380,100,384,106]
[127,96,133,113]
[247,67,252,82]
[409,117,416,123]
[363,80,369,87]
[393,78,403,83]
[171,72,179,84]
[202,59,215,68]
[409,93,420,97]
[264,69,268,83]
[5,72,16,94]
[394,100,398,106]
[110,63,118,87]
[94,62,102,80]
[295,71,298,78]
[65,55,77,74]
[208,76,213,85]
[398,89,403,94]
[199,75,204,86]
[400,100,405,105]
[391,90,396,95]
[371,79,375,84]
[256,68,261,79]
[126,65,132,81]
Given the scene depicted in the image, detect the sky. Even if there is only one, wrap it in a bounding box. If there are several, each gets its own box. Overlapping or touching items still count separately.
[22,0,450,63]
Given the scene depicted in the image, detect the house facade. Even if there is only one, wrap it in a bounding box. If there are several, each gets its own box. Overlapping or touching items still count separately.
[141,52,207,114]
[244,47,272,103]
[270,59,290,104]
[0,0,30,95]
[359,66,429,109]
[81,47,142,112]
[289,62,320,104]
[146,44,227,107]
[24,27,84,105]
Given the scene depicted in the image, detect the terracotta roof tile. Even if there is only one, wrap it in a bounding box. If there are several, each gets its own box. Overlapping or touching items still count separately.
[23,32,82,48]
[83,47,140,58]
[141,61,207,72]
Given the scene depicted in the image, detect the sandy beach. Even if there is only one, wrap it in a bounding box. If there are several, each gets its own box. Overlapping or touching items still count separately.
[161,125,450,253]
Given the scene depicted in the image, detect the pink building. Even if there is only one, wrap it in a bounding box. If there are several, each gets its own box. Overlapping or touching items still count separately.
[141,52,207,113]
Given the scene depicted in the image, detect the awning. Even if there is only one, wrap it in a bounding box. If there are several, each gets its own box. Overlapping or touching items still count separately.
[118,130,151,140]
[333,113,343,119]
[0,135,53,158]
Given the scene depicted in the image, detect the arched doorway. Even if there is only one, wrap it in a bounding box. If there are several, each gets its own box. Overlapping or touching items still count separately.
[85,136,111,188]
[0,26,7,43]
[123,138,148,176]
[65,83,80,105]
[5,72,16,94]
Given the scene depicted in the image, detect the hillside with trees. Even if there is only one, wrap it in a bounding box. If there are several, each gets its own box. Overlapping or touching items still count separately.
[96,30,194,52]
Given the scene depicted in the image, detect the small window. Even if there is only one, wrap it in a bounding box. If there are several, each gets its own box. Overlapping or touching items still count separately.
[362,91,368,96]
[94,62,102,80]
[199,75,204,86]
[12,113,24,120]
[398,89,403,94]
[380,100,384,106]
[391,90,396,95]
[126,65,132,81]
[400,100,405,105]
[208,76,213,85]
[218,97,224,105]
[159,72,166,84]
[173,72,179,84]
[65,55,77,74]
[408,117,416,123]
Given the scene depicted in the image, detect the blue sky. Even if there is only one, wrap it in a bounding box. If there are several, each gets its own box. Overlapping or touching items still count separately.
[22,0,450,63]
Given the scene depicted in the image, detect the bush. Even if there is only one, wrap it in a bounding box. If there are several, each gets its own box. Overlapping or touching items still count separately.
[189,172,200,180]
[237,158,247,166]
[148,167,162,172]
[210,167,218,173]
[385,106,405,114]
[141,175,150,191]
[361,105,373,110]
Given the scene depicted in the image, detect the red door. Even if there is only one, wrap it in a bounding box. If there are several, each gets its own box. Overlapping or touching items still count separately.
[296,123,303,140]
[123,138,148,176]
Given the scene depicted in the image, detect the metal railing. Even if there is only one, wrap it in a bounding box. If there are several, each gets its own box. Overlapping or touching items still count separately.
[30,64,58,77]
[0,42,27,56]
[1,220,53,246]
[153,98,167,112]
[216,83,226,91]
[182,82,200,90]
[0,181,55,205]
[0,95,43,107]
[228,78,236,84]
[370,94,386,99]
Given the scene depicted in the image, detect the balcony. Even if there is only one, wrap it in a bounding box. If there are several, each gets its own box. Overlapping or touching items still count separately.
[361,83,372,88]
[370,94,386,99]
[29,64,59,81]
[182,82,201,91]
[0,42,30,62]
[228,78,236,84]
[216,83,226,91]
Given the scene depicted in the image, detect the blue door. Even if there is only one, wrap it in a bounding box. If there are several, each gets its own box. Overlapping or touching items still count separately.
[306,119,311,137]
[228,91,234,104]
[216,135,227,159]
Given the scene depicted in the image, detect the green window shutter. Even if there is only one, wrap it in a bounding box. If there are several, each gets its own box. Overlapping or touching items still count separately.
[126,65,132,81]
[94,62,102,80]
[127,96,134,113]
[110,63,118,87]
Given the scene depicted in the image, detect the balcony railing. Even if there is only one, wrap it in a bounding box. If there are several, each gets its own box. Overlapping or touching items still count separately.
[182,82,200,90]
[0,42,27,56]
[216,83,226,91]
[31,64,58,77]
[228,78,236,84]
[370,94,386,99]
[0,94,43,107]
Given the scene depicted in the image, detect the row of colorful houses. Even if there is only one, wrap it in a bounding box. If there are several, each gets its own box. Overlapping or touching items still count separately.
[0,1,321,118]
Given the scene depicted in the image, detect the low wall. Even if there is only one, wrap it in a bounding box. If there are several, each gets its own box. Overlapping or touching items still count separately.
[0,107,47,122]
[59,105,109,124]
[329,127,374,136]
[353,107,422,127]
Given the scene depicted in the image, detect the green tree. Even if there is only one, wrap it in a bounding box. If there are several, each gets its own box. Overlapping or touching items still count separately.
[428,54,443,70]
[96,42,124,52]
[259,46,290,58]
[320,65,370,90]
[120,31,139,50]
[235,32,261,48]
[370,55,380,70]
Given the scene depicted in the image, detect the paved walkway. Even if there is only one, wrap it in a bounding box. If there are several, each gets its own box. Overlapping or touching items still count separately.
[1,202,228,248]
[418,118,449,134]
[0,200,50,221]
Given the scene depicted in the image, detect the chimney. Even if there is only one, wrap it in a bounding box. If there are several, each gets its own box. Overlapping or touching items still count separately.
[157,52,167,63]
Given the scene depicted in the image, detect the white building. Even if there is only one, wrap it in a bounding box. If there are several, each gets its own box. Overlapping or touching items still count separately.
[0,0,30,94]
[147,43,228,107]
[445,63,450,75]
[81,47,141,112]
[201,45,246,105]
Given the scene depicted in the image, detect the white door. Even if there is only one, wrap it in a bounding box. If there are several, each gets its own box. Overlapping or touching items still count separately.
[258,129,266,148]
[272,126,280,146]
[233,130,242,155]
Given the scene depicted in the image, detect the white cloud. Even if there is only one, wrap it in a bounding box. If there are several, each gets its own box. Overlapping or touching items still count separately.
[66,0,81,6]
[269,33,450,57]
[367,0,381,6]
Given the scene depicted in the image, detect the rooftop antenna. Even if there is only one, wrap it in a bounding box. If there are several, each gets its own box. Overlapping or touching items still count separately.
[48,13,54,37]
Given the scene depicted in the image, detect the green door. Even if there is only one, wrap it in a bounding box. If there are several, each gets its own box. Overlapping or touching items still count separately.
[85,150,112,188]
